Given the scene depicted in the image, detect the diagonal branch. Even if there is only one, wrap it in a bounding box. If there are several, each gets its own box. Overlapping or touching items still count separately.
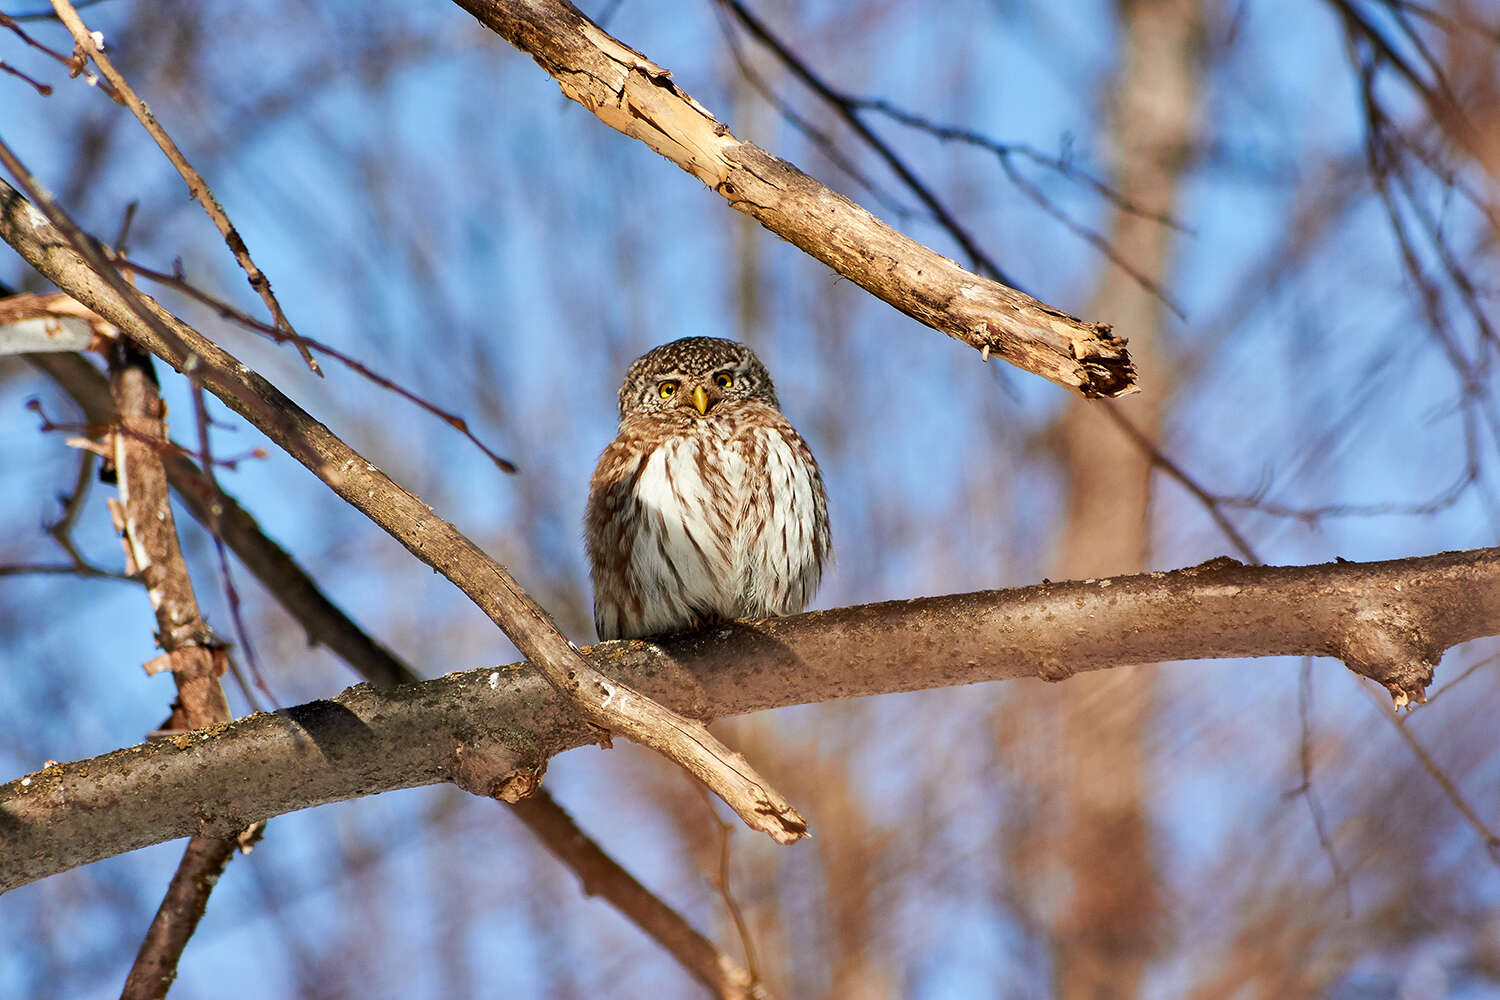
[4,545,1498,892]
[48,0,320,374]
[449,0,1136,398]
[0,176,807,845]
[24,345,768,991]
[713,0,1013,288]
[505,788,767,999]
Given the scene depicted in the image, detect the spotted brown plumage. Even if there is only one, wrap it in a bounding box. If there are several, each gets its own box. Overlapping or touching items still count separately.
[585,337,831,640]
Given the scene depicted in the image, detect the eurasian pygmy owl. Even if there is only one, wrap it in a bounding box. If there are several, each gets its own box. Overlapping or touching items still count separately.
[585,337,831,640]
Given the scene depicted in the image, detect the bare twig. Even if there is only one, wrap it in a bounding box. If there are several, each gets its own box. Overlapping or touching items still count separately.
[4,0,108,21]
[1286,658,1352,913]
[5,545,1499,892]
[505,788,766,999]
[1416,648,1500,709]
[1369,686,1500,865]
[119,256,516,473]
[0,561,131,580]
[693,781,761,984]
[706,1,909,223]
[48,0,321,374]
[27,350,419,688]
[0,10,118,98]
[1325,0,1496,177]
[1100,404,1262,565]
[0,59,52,95]
[186,380,273,711]
[713,1,1183,319]
[712,0,1014,287]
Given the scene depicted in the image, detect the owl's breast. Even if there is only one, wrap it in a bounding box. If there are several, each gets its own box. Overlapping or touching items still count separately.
[626,428,746,617]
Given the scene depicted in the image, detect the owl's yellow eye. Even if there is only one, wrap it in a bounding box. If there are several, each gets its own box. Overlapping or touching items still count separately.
[658,381,678,399]
[714,372,733,389]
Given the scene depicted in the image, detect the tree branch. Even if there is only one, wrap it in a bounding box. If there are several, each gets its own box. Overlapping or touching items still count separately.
[449,0,1136,398]
[3,546,1496,892]
[0,175,807,845]
[106,337,250,1000]
[25,349,419,689]
[505,788,766,999]
[27,343,767,993]
[48,0,320,373]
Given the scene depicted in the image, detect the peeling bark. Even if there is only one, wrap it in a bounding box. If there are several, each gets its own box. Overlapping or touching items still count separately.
[3,547,1495,893]
[449,0,1136,397]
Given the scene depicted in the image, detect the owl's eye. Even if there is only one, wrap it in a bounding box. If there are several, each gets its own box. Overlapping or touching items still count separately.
[714,372,734,389]
[657,380,678,399]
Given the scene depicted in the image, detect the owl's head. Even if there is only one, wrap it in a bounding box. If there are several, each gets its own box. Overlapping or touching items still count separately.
[618,337,781,419]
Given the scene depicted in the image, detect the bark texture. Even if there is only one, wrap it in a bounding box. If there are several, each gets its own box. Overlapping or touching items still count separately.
[449,0,1136,397]
[107,339,245,1000]
[3,546,1495,892]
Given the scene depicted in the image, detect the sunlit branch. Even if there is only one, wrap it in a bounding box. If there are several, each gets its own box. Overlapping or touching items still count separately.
[4,545,1498,892]
[449,0,1136,397]
[0,173,810,847]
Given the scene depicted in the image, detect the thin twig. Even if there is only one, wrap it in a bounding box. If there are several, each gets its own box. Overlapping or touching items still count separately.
[189,381,273,712]
[4,0,109,21]
[48,0,321,374]
[121,256,517,473]
[715,0,1189,318]
[0,561,132,580]
[1414,648,1500,710]
[693,781,761,984]
[507,788,766,1000]
[706,0,913,223]
[1383,0,1500,40]
[1215,463,1477,523]
[1369,685,1500,866]
[1100,404,1262,564]
[0,59,52,95]
[0,10,118,98]
[714,0,1017,288]
[1286,658,1352,914]
[27,349,419,688]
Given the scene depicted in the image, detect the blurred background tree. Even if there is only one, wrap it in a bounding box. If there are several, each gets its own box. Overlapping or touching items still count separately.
[2,0,1498,996]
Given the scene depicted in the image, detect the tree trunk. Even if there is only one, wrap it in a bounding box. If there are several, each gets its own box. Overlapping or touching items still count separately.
[1048,1,1203,996]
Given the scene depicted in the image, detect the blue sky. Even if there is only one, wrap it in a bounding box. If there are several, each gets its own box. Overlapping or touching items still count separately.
[3,0,1498,996]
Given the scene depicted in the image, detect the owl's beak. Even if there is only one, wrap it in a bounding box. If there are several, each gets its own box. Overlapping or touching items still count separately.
[691,385,711,415]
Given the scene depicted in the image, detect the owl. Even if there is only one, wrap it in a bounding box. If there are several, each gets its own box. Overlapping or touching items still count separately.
[585,337,831,640]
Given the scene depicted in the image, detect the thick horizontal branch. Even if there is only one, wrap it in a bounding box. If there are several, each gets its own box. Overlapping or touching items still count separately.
[4,547,1496,892]
[451,0,1136,398]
